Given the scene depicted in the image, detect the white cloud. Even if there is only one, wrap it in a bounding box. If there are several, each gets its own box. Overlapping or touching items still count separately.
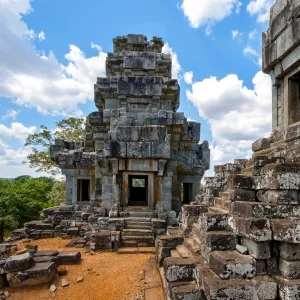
[0,0,107,116]
[37,31,45,41]
[2,109,20,120]
[162,43,182,80]
[248,29,257,39]
[0,122,36,141]
[232,30,243,40]
[244,46,261,66]
[247,0,275,23]
[186,71,272,166]
[183,71,193,85]
[0,139,49,178]
[180,0,241,34]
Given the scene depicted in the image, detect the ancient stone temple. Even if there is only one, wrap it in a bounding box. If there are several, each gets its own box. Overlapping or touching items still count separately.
[50,34,210,215]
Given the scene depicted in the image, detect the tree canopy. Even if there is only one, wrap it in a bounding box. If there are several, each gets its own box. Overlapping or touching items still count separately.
[0,177,65,242]
[24,117,85,175]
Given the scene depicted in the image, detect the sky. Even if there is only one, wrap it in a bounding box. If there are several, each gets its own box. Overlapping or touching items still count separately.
[0,0,275,178]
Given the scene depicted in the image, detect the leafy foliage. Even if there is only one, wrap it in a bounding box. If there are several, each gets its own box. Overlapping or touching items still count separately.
[48,180,66,206]
[24,117,85,175]
[0,177,66,241]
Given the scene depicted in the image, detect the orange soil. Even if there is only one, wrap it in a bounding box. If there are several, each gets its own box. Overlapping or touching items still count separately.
[6,238,163,300]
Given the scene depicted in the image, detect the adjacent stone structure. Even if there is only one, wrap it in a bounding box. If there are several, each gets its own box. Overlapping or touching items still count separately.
[253,0,300,161]
[158,1,300,299]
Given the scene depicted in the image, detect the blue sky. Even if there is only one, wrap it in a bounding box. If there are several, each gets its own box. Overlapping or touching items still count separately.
[0,0,274,177]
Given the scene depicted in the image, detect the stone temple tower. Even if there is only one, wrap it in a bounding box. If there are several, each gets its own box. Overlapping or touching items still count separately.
[51,34,210,217]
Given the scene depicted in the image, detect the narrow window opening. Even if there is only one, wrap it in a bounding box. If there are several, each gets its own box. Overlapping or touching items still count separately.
[181,183,193,204]
[77,179,90,202]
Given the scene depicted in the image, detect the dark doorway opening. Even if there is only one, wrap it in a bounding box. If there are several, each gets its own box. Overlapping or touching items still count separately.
[128,175,148,206]
[77,179,90,202]
[288,71,300,125]
[181,183,193,204]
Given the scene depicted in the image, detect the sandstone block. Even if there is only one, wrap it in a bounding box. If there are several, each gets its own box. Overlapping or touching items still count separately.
[251,276,278,299]
[271,219,300,243]
[240,237,271,259]
[279,242,300,260]
[228,188,256,202]
[171,283,201,300]
[231,201,291,219]
[57,251,81,265]
[4,253,34,272]
[200,213,228,232]
[33,250,59,257]
[6,262,56,288]
[227,174,255,189]
[209,251,256,279]
[163,257,195,282]
[276,275,300,300]
[279,258,300,279]
[252,138,270,152]
[257,190,298,205]
[233,217,272,242]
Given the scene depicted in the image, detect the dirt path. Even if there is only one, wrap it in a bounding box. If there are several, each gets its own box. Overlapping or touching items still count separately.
[6,238,164,300]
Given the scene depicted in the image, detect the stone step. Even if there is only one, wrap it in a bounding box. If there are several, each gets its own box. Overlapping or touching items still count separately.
[169,281,201,299]
[117,247,156,254]
[125,224,152,230]
[121,235,155,242]
[127,211,156,218]
[209,250,256,280]
[122,229,154,236]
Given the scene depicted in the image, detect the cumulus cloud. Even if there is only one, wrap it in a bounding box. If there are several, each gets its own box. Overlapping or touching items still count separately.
[0,0,107,116]
[247,0,275,23]
[244,46,261,66]
[180,0,242,34]
[183,71,193,85]
[0,122,36,141]
[37,31,45,41]
[186,71,272,166]
[248,29,257,39]
[2,109,20,120]
[162,43,182,80]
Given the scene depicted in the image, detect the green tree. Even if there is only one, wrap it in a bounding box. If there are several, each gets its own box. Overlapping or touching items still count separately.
[0,177,55,241]
[48,180,66,206]
[24,117,85,175]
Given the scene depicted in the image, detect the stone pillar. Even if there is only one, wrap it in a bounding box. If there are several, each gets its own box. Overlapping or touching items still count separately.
[62,169,77,205]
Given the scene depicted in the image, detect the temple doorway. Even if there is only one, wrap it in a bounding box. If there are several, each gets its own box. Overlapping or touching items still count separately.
[181,183,193,204]
[128,175,148,206]
[77,179,90,202]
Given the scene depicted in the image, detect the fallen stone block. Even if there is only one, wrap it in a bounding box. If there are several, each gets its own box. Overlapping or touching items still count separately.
[57,251,81,265]
[35,223,54,230]
[29,230,42,239]
[6,262,56,288]
[62,278,69,287]
[33,256,58,264]
[33,250,59,257]
[67,227,79,236]
[40,230,54,238]
[209,251,256,279]
[271,219,300,243]
[163,257,195,282]
[240,237,271,259]
[4,253,34,272]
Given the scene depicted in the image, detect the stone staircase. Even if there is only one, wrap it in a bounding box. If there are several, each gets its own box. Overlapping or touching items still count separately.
[121,217,155,247]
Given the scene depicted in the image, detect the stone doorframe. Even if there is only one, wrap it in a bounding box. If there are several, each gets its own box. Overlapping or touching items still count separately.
[121,172,155,210]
